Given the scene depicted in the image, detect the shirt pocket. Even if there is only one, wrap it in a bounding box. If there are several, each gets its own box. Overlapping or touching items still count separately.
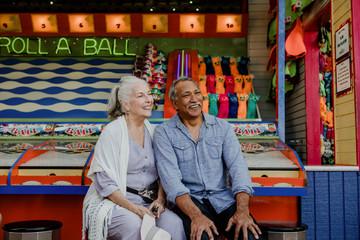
[173,141,194,162]
[205,138,223,159]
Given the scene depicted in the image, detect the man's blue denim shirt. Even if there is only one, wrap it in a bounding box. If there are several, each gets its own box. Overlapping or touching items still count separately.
[153,112,254,214]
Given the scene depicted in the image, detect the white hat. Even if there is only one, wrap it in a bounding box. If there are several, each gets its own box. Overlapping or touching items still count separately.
[141,214,171,240]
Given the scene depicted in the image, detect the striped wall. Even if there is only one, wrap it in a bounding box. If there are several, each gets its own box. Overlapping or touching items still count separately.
[248,0,276,121]
[301,170,360,240]
[285,58,307,164]
[0,58,133,119]
[332,0,357,165]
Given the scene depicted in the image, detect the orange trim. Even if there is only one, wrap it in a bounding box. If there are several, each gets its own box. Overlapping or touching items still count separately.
[10,175,83,185]
[10,140,52,179]
[251,177,305,187]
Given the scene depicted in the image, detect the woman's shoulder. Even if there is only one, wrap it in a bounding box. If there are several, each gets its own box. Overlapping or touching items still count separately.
[101,118,123,135]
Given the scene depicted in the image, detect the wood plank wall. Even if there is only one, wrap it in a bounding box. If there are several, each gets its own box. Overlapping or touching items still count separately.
[248,0,276,121]
[332,0,357,165]
[301,171,360,239]
[285,59,307,164]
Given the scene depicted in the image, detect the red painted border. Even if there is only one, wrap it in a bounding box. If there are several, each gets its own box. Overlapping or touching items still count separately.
[305,31,321,165]
[0,13,248,38]
[351,0,360,168]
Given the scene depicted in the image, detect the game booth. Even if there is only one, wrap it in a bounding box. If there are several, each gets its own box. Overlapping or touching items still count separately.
[0,2,309,239]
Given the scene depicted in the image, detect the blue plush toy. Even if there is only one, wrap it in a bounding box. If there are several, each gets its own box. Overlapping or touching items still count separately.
[208,93,219,117]
[246,92,260,119]
[228,93,238,118]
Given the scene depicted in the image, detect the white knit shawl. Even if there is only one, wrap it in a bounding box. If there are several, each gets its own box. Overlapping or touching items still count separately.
[82,116,154,240]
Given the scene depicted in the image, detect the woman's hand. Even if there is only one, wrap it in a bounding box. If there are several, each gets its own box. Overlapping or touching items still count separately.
[149,199,165,218]
[131,204,156,219]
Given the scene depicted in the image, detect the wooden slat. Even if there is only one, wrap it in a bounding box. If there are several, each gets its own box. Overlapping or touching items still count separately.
[336,127,356,140]
[336,152,357,165]
[301,172,315,239]
[248,4,269,12]
[333,0,350,12]
[333,0,351,19]
[314,172,330,238]
[344,172,360,239]
[335,113,356,128]
[335,100,355,116]
[329,172,345,239]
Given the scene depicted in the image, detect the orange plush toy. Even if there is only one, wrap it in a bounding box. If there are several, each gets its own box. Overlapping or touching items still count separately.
[230,57,239,75]
[233,75,244,94]
[324,110,334,128]
[215,75,226,94]
[243,74,253,95]
[237,93,249,119]
[202,95,209,114]
[320,97,327,120]
[212,56,223,76]
[198,57,206,76]
[199,75,208,96]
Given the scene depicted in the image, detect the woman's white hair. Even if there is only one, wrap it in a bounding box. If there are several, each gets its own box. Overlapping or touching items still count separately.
[107,75,146,121]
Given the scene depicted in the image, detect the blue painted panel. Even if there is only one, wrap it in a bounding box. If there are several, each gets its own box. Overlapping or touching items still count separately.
[314,172,330,240]
[277,0,285,141]
[301,171,315,240]
[344,172,360,239]
[301,171,360,240]
[329,172,344,239]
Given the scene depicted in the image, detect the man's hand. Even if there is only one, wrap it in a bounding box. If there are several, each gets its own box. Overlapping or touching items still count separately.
[225,210,261,240]
[225,192,261,240]
[190,213,219,240]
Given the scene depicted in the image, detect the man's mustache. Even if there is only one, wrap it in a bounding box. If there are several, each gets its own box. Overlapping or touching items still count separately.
[187,102,202,109]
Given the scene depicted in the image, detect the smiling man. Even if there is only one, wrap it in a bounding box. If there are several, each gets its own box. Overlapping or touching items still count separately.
[153,76,262,240]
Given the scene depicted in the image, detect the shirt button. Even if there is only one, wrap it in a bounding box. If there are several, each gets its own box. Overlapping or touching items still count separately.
[197,146,199,150]
[143,170,146,172]
[145,156,147,159]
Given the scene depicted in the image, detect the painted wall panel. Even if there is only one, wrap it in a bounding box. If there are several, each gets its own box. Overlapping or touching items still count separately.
[302,171,360,240]
[314,172,330,239]
[301,171,315,240]
[329,172,345,239]
[343,172,359,239]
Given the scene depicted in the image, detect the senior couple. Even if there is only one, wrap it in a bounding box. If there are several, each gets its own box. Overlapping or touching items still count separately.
[83,76,262,240]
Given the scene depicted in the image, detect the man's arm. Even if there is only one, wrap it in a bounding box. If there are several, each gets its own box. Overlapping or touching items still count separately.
[225,192,261,240]
[153,125,190,203]
[176,194,219,240]
[221,122,260,240]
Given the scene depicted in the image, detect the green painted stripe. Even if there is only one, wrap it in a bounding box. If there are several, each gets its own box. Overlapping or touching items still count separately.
[181,50,184,77]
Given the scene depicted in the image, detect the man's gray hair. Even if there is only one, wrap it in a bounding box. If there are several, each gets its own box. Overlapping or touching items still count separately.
[107,75,146,121]
[169,76,200,102]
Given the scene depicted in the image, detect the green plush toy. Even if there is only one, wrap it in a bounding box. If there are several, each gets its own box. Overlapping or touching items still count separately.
[208,93,219,117]
[247,92,260,119]
[319,73,326,97]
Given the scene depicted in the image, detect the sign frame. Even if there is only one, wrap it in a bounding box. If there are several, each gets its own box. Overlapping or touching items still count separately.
[335,19,350,61]
[335,56,352,97]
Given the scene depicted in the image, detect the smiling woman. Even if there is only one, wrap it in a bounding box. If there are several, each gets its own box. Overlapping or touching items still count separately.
[82,75,186,240]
